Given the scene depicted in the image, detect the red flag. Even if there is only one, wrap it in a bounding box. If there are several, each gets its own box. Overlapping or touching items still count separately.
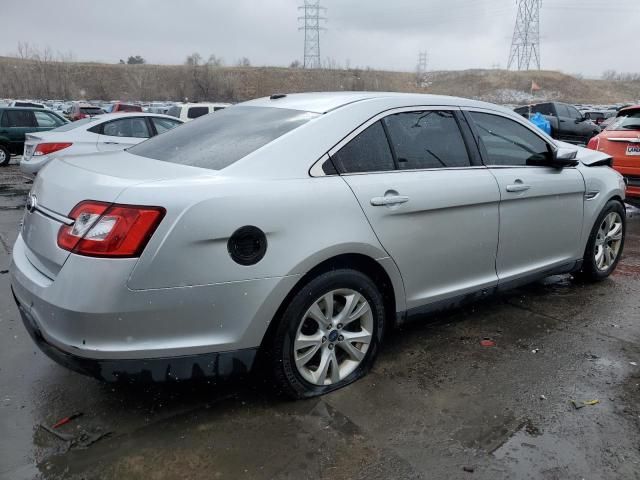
[531,81,541,91]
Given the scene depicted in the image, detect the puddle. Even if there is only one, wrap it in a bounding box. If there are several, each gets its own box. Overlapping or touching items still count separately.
[493,424,590,478]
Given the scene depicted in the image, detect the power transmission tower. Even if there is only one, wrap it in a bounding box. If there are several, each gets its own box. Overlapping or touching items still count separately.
[416,51,429,87]
[298,0,327,69]
[507,0,541,71]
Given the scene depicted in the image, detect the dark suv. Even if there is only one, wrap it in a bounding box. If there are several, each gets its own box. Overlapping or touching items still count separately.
[0,107,67,166]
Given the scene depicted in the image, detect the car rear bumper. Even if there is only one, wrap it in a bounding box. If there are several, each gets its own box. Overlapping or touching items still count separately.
[19,154,50,175]
[10,232,299,367]
[13,288,257,382]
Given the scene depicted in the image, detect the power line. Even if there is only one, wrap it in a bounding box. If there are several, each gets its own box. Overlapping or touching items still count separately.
[507,0,541,71]
[298,0,326,69]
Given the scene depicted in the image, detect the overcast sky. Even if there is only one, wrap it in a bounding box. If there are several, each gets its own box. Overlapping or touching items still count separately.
[1,0,637,76]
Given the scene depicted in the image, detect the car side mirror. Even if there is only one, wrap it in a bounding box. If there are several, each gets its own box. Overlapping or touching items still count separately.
[550,146,579,168]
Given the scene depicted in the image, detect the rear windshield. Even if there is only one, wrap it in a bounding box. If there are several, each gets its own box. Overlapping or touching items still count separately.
[117,104,142,112]
[607,110,640,131]
[80,107,104,115]
[50,117,94,132]
[129,106,318,170]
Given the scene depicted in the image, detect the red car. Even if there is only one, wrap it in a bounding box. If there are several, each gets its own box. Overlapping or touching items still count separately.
[588,105,640,206]
[68,103,104,121]
[108,102,143,113]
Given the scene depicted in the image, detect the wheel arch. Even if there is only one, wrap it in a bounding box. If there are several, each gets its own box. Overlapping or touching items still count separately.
[259,252,405,354]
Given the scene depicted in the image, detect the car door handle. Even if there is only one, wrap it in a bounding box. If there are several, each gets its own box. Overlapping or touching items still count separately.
[103,141,121,145]
[370,195,409,206]
[506,184,531,192]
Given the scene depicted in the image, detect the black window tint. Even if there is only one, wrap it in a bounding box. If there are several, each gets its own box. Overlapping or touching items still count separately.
[567,106,582,120]
[5,110,35,127]
[531,103,555,116]
[0,113,7,127]
[470,112,550,167]
[187,106,209,119]
[555,104,571,117]
[102,117,150,138]
[80,107,104,116]
[129,106,318,170]
[382,111,470,169]
[213,106,225,111]
[331,121,394,173]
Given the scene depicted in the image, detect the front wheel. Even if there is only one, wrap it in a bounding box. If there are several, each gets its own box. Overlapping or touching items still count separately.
[270,269,386,399]
[577,200,625,281]
[0,145,10,166]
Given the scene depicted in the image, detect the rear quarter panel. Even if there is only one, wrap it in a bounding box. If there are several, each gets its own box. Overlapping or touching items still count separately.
[123,175,401,302]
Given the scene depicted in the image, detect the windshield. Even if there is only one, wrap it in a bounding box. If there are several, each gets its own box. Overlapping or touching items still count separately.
[129,106,318,170]
[607,110,640,131]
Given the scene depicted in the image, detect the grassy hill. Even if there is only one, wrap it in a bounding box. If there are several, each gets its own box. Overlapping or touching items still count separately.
[0,56,638,105]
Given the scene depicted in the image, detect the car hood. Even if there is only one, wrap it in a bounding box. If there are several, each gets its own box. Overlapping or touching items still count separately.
[555,140,612,167]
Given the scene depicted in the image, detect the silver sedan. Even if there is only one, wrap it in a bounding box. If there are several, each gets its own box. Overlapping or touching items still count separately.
[19,112,183,175]
[10,92,627,398]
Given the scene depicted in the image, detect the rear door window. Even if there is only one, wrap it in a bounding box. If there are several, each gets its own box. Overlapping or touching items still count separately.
[34,111,64,127]
[331,121,395,174]
[129,106,318,170]
[187,106,209,119]
[4,110,36,127]
[382,111,471,169]
[469,112,550,167]
[102,117,150,138]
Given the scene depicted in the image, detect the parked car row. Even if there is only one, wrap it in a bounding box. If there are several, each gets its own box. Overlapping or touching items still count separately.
[9,92,629,399]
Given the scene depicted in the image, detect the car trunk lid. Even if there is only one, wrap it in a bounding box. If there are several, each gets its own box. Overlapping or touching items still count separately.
[21,150,213,278]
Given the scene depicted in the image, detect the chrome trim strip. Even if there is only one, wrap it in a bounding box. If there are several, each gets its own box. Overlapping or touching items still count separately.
[34,205,74,225]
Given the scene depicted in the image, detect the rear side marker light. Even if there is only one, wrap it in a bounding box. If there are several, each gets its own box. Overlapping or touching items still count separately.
[33,143,73,156]
[57,200,165,258]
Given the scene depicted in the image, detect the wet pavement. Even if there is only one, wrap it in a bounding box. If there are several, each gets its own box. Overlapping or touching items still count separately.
[1,162,639,479]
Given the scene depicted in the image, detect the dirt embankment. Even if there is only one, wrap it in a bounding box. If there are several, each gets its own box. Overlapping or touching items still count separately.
[1,56,638,105]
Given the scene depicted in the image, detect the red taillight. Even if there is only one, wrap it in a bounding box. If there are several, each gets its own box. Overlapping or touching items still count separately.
[57,200,165,258]
[33,142,72,156]
[587,136,600,151]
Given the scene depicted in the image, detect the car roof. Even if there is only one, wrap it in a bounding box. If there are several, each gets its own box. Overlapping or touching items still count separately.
[0,106,55,112]
[240,91,514,114]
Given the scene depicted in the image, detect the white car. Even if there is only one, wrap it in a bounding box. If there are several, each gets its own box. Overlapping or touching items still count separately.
[20,113,183,175]
[166,102,230,121]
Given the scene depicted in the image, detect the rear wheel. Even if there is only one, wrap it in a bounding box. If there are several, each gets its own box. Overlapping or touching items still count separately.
[577,200,625,281]
[270,269,385,399]
[0,145,10,166]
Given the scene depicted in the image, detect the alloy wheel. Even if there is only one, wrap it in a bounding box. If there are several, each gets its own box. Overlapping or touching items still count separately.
[594,211,623,271]
[293,289,373,386]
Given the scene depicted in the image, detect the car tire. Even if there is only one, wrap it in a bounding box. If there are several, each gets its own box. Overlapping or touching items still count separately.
[269,269,386,399]
[576,200,626,282]
[0,145,10,167]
